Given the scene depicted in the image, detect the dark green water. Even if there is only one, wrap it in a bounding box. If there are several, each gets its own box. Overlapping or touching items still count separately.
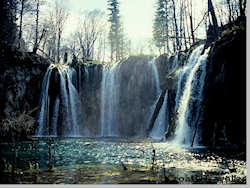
[0,138,246,184]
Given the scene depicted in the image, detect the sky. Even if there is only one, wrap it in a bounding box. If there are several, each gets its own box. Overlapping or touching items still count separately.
[64,0,155,41]
[63,0,207,42]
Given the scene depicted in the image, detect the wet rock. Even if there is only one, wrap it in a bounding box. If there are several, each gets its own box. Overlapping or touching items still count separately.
[0,44,49,139]
[201,17,246,148]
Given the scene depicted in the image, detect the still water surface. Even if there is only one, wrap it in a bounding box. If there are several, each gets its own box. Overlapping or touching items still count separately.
[0,138,246,184]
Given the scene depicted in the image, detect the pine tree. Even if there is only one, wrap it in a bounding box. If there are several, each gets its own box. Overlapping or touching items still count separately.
[107,0,123,62]
[153,0,171,55]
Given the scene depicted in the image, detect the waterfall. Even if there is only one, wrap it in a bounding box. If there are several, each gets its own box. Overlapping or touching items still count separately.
[84,66,89,82]
[36,64,83,137]
[149,90,169,140]
[51,97,59,136]
[66,69,81,136]
[100,57,161,137]
[174,47,202,111]
[171,53,179,73]
[150,58,161,94]
[100,64,120,137]
[36,67,53,136]
[35,48,211,141]
[174,45,210,145]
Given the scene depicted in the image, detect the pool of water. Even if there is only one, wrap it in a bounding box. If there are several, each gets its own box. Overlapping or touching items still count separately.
[0,138,246,184]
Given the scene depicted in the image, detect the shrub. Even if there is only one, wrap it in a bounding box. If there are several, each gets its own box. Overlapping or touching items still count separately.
[0,108,37,141]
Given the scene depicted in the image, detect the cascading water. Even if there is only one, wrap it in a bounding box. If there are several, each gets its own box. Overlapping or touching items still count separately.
[100,64,120,137]
[35,46,210,142]
[174,45,210,145]
[36,64,83,137]
[150,58,161,94]
[100,57,162,137]
[170,53,179,73]
[36,68,53,136]
[149,90,169,140]
[51,97,59,136]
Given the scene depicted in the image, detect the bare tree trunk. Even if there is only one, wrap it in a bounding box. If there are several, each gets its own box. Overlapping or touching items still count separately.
[183,20,188,51]
[103,37,106,63]
[184,4,191,46]
[147,89,168,136]
[239,0,246,16]
[18,0,25,48]
[188,0,195,44]
[42,30,48,52]
[190,15,195,44]
[243,0,246,15]
[33,0,40,54]
[227,0,232,23]
[110,40,113,62]
[179,0,185,50]
[164,1,170,55]
[57,29,61,63]
[172,0,180,51]
[116,35,120,62]
[208,0,219,38]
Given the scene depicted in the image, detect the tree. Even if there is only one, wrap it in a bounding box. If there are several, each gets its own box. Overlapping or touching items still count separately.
[33,0,40,53]
[153,0,189,55]
[239,0,246,16]
[226,0,233,23]
[208,0,219,38]
[17,0,34,48]
[107,0,124,62]
[186,0,195,44]
[76,10,105,61]
[37,12,57,60]
[153,0,167,54]
[153,0,174,55]
[0,0,18,44]
[171,0,180,51]
[55,0,69,63]
[18,0,25,46]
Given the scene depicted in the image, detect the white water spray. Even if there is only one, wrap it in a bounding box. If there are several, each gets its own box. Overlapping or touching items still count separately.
[100,57,162,137]
[149,90,169,140]
[36,64,83,137]
[174,45,210,145]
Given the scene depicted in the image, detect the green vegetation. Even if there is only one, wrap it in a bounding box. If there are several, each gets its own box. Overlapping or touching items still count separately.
[221,25,245,39]
[129,54,156,58]
[219,17,246,41]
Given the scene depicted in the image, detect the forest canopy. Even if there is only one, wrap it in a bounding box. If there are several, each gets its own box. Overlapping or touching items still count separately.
[0,0,246,63]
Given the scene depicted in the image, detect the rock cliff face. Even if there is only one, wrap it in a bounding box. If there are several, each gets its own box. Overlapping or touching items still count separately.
[147,53,187,137]
[0,45,48,140]
[0,44,49,136]
[201,18,246,147]
[157,17,246,147]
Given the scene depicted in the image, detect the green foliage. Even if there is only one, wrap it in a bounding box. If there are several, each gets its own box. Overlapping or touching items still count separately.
[89,60,103,65]
[153,0,173,53]
[220,22,245,40]
[129,54,156,58]
[189,45,198,53]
